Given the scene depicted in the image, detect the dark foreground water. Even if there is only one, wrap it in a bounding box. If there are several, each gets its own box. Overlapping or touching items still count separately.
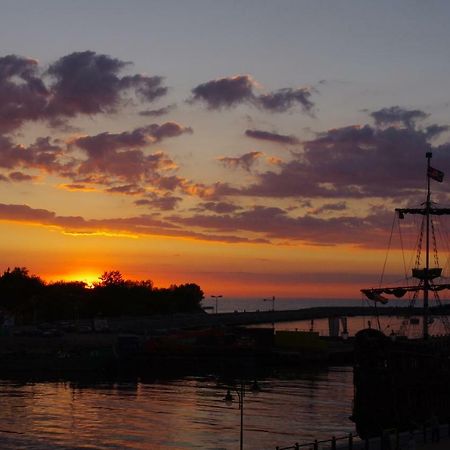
[0,367,354,450]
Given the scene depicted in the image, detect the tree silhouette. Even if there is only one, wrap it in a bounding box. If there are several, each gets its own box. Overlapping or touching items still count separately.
[0,267,204,323]
[97,270,125,287]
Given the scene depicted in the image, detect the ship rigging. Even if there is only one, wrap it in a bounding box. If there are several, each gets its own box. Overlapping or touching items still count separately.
[361,151,450,338]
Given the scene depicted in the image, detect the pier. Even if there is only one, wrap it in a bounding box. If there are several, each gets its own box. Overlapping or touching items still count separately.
[103,305,429,333]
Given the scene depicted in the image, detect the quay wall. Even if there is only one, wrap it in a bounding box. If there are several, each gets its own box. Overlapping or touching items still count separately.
[105,305,423,334]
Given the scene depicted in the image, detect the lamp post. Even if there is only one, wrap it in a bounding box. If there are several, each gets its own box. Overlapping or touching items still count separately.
[263,296,276,329]
[263,295,275,312]
[224,380,260,450]
[211,294,222,314]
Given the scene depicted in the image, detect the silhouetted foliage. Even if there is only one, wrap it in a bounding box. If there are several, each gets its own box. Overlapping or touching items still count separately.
[97,270,125,287]
[0,267,204,324]
[0,267,45,322]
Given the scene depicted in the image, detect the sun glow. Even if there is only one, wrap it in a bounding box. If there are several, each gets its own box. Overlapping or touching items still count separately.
[52,271,102,288]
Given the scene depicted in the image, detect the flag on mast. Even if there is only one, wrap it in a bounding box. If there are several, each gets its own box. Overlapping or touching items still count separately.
[428,166,444,182]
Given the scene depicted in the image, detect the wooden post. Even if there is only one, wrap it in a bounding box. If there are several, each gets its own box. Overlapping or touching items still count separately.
[313,439,318,450]
[348,432,353,450]
[331,435,336,450]
[295,443,299,450]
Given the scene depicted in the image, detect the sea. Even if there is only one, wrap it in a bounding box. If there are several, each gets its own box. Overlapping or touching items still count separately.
[1,297,448,449]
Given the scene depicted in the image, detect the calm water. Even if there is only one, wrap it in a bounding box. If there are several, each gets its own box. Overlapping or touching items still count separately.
[0,367,354,450]
[250,315,450,338]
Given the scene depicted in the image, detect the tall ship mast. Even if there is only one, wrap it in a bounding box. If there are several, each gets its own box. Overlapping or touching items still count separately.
[353,153,450,439]
[361,151,450,338]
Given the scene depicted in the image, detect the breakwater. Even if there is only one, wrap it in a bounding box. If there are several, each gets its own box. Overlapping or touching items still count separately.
[104,305,426,333]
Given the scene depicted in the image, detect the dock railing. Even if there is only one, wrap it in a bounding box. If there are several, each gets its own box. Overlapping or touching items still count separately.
[275,423,450,449]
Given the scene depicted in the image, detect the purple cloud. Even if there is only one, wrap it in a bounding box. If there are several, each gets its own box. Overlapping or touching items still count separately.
[196,201,241,214]
[238,119,450,199]
[0,51,169,132]
[47,51,167,116]
[245,129,299,145]
[168,204,395,247]
[9,171,35,182]
[0,55,49,132]
[0,135,69,173]
[371,106,428,129]
[73,122,192,157]
[257,88,314,113]
[218,151,262,172]
[190,75,256,109]
[135,193,182,211]
[190,75,316,113]
[139,104,176,117]
[106,184,146,195]
[310,202,347,214]
[0,202,266,244]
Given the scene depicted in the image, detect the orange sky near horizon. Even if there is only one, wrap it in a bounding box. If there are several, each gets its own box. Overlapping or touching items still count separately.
[0,220,403,298]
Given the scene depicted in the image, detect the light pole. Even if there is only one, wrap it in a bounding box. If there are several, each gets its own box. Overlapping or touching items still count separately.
[263,296,276,329]
[224,380,260,450]
[263,295,275,312]
[211,294,222,314]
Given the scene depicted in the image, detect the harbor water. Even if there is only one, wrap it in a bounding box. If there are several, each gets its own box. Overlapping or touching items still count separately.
[0,367,354,449]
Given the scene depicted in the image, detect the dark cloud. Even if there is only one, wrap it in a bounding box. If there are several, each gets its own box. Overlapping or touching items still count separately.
[257,88,314,113]
[371,106,428,128]
[73,122,192,157]
[190,75,256,109]
[425,124,449,140]
[134,193,182,211]
[9,171,35,182]
[196,201,241,214]
[168,204,393,247]
[245,129,299,145]
[238,120,450,199]
[47,51,167,116]
[68,123,190,183]
[0,135,69,173]
[310,201,347,214]
[190,75,315,113]
[0,55,49,132]
[106,184,146,195]
[0,202,266,244]
[218,151,262,172]
[119,73,167,102]
[139,104,176,117]
[0,51,169,132]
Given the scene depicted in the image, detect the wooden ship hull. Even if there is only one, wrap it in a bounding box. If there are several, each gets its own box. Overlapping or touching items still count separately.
[352,328,450,438]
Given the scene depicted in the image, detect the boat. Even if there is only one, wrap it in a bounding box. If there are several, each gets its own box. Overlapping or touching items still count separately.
[352,152,450,438]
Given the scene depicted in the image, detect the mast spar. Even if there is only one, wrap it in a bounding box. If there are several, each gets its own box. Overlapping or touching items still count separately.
[362,152,449,339]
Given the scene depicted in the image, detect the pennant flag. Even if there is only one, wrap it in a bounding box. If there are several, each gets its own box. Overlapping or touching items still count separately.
[428,166,444,182]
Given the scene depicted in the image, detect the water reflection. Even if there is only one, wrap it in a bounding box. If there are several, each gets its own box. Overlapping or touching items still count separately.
[0,368,354,449]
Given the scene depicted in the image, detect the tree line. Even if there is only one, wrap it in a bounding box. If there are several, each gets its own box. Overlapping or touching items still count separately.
[0,267,204,324]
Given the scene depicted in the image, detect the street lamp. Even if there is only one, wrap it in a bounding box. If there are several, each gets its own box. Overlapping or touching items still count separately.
[263,296,276,329]
[263,295,275,312]
[223,380,260,450]
[211,295,222,314]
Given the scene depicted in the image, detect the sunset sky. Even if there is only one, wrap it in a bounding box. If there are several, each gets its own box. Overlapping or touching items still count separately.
[1,0,450,298]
